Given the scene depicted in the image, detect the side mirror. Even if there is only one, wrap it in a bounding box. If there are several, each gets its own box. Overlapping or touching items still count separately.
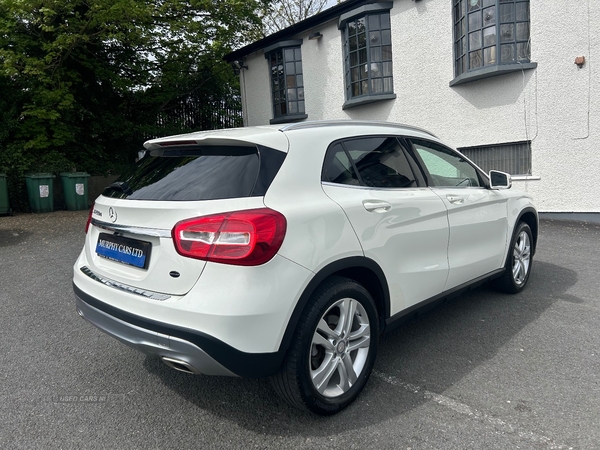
[489,170,512,190]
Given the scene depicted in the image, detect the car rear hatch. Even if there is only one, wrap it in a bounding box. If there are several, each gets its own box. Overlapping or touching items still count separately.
[83,131,287,296]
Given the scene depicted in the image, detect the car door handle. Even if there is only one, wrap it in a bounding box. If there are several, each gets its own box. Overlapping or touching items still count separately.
[446,195,465,204]
[363,200,392,213]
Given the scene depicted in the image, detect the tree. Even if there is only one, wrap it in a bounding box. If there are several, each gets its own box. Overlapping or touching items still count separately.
[262,0,330,36]
[0,0,267,210]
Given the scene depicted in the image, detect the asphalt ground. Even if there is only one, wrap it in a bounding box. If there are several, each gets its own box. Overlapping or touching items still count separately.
[0,211,599,449]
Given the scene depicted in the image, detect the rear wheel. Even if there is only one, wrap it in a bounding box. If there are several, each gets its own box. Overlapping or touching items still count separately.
[492,221,533,294]
[271,276,379,415]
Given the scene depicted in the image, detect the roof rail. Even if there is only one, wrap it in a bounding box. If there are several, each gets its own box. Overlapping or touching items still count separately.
[278,120,438,138]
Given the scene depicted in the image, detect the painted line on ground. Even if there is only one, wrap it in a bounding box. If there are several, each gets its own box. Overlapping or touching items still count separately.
[372,371,573,450]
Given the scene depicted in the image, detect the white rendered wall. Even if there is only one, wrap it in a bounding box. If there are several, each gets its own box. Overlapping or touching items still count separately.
[240,0,599,212]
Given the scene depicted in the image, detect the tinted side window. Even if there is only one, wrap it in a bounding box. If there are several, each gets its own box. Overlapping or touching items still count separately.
[322,143,360,185]
[345,137,417,188]
[103,146,261,201]
[411,140,481,187]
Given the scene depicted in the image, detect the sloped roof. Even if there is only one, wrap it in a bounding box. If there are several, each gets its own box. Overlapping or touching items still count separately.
[223,0,372,63]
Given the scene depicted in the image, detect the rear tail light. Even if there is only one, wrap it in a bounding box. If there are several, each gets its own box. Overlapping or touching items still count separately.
[85,204,94,233]
[172,208,287,266]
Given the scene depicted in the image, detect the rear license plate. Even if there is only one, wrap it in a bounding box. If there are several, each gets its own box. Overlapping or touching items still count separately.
[96,233,151,269]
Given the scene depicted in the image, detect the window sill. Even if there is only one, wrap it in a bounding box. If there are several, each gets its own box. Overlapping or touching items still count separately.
[269,114,308,125]
[449,62,537,87]
[342,93,396,110]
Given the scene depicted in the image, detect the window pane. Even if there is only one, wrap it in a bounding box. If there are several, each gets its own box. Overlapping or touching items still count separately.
[468,0,481,12]
[322,143,360,185]
[294,48,302,60]
[297,74,303,87]
[382,45,392,60]
[413,141,480,187]
[349,35,358,51]
[516,22,529,41]
[483,6,495,26]
[298,101,305,113]
[484,46,497,65]
[297,88,304,100]
[469,31,482,50]
[285,62,295,74]
[351,67,359,82]
[500,23,514,42]
[348,20,356,36]
[350,51,358,66]
[383,77,393,92]
[370,46,382,62]
[483,26,496,46]
[516,2,529,21]
[483,0,494,6]
[345,138,417,188]
[368,14,380,29]
[383,61,393,77]
[499,3,514,22]
[288,101,298,114]
[295,62,303,73]
[381,12,390,28]
[352,82,360,97]
[286,75,296,87]
[370,31,381,46]
[501,43,515,62]
[360,66,368,81]
[469,50,483,69]
[287,88,297,101]
[357,17,366,32]
[284,48,294,60]
[382,29,391,45]
[517,42,530,60]
[359,48,367,64]
[371,78,383,93]
[469,11,482,30]
[358,31,367,49]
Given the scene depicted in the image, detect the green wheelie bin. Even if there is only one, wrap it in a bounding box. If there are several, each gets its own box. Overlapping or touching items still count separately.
[0,173,11,215]
[60,172,90,211]
[25,173,55,213]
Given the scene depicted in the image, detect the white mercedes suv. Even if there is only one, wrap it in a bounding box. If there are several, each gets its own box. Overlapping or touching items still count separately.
[73,121,537,415]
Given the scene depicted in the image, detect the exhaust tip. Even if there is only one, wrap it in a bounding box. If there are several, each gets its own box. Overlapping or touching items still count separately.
[161,356,201,374]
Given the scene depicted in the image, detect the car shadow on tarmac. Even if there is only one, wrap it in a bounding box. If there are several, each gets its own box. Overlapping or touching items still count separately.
[141,259,576,436]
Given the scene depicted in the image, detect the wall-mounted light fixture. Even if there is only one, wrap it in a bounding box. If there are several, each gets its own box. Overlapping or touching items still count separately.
[308,32,322,40]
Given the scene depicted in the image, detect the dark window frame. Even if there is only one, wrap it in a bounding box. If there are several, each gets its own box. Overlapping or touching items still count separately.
[339,3,396,109]
[264,40,307,124]
[451,0,536,87]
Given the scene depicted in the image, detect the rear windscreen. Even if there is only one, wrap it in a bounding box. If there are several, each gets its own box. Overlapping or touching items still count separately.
[103,146,261,201]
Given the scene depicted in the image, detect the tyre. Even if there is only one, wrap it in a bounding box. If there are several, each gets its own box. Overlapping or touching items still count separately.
[492,221,533,294]
[271,276,379,415]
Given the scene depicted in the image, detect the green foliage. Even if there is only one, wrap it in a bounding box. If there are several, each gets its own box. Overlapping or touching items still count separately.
[0,0,267,210]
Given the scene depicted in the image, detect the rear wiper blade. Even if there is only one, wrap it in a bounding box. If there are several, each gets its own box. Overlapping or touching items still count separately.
[106,181,133,196]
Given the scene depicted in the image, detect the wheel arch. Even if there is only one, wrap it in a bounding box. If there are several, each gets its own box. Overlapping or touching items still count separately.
[277,257,390,356]
[516,207,538,256]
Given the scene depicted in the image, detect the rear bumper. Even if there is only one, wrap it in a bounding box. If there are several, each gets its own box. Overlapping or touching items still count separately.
[74,284,285,377]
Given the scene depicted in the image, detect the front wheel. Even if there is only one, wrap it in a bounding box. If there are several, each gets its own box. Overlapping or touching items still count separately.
[492,221,533,294]
[271,276,379,415]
